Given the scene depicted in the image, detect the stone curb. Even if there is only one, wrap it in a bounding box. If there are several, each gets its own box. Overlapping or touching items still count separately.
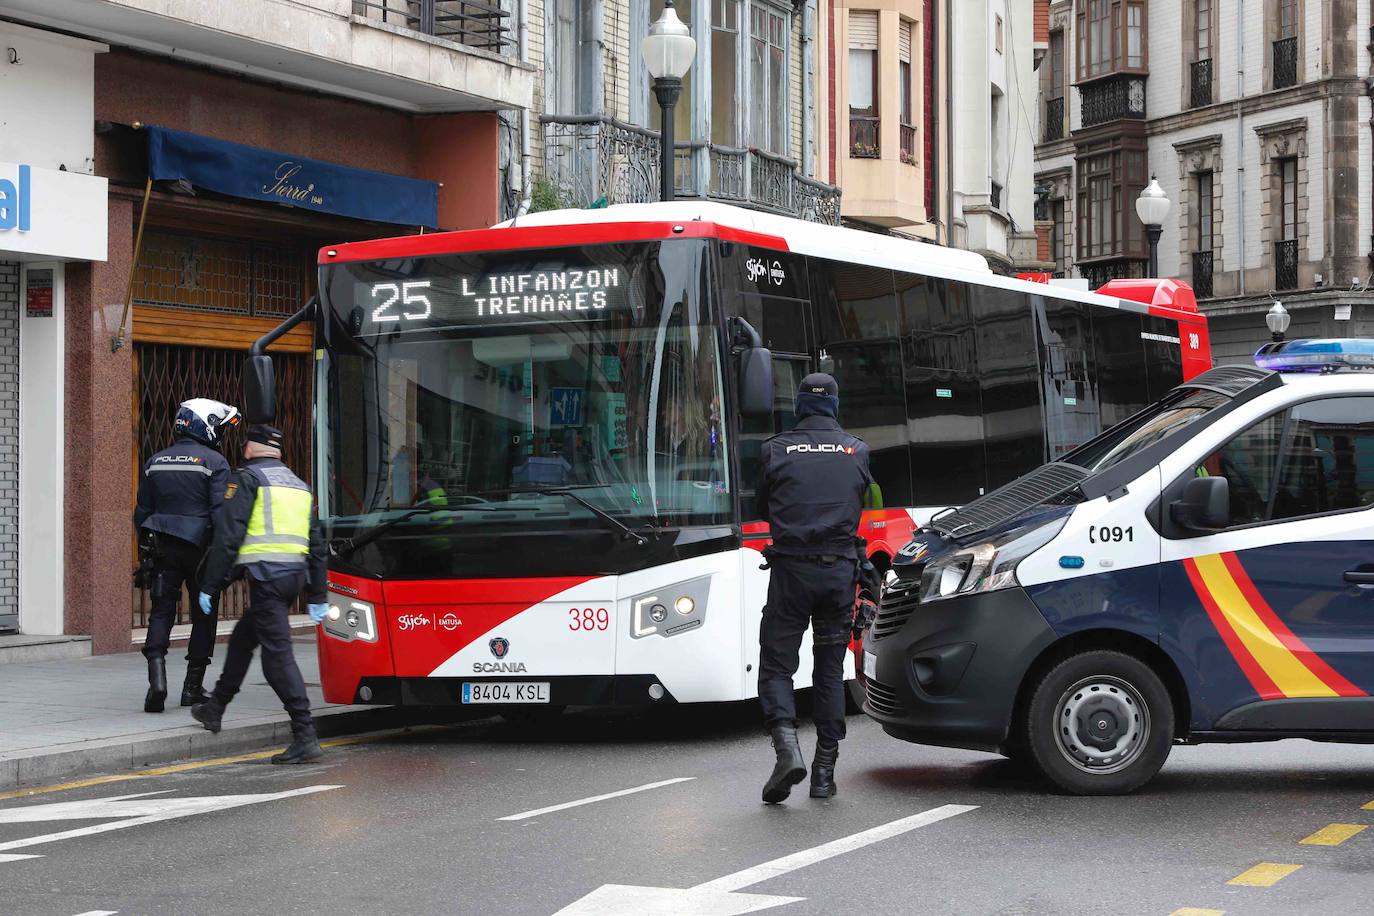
[0,705,411,793]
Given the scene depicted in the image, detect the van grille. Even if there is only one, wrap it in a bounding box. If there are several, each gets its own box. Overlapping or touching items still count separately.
[865,678,906,717]
[872,579,921,640]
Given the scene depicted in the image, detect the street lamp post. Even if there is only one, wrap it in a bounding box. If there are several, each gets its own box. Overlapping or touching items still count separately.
[1266,301,1291,342]
[641,0,696,202]
[1135,178,1171,279]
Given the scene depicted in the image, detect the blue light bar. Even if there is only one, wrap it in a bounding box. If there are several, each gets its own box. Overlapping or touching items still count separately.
[1254,338,1374,372]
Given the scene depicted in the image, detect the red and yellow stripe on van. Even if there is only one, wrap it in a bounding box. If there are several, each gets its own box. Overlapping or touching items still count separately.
[1183,552,1365,700]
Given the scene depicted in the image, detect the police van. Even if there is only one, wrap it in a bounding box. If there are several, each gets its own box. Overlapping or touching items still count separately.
[862,339,1374,795]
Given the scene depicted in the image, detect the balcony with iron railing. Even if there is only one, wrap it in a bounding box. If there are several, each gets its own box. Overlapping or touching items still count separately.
[1191,250,1214,299]
[899,123,916,164]
[353,0,515,54]
[1272,36,1298,89]
[1079,76,1146,128]
[1275,238,1299,290]
[849,116,880,159]
[990,181,1003,211]
[1190,59,1213,109]
[1042,97,1064,143]
[541,116,842,225]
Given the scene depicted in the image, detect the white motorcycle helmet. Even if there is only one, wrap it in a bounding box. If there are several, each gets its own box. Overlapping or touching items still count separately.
[174,398,242,447]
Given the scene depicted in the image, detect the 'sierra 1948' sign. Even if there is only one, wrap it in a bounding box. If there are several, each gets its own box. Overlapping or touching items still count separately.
[357,266,627,332]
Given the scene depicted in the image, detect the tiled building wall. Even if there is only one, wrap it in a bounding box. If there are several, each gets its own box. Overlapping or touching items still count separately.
[0,262,19,625]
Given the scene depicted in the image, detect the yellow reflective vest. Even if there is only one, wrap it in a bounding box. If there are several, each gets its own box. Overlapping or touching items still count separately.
[234,463,313,567]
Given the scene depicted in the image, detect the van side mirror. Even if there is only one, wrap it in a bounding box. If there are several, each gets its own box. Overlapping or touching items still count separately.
[243,354,277,424]
[1171,476,1230,532]
[739,347,774,418]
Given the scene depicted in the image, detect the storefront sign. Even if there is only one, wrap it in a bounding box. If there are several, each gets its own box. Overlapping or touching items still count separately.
[0,162,107,262]
[24,268,53,317]
[145,125,438,228]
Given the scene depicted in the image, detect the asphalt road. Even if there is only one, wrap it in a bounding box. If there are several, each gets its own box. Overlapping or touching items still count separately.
[2,704,1372,916]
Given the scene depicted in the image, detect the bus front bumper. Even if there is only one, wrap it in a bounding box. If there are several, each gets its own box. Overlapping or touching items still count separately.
[862,586,1057,754]
[349,674,678,707]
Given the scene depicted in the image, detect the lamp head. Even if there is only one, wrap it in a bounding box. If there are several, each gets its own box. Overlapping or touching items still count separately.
[1266,301,1291,338]
[1135,177,1171,228]
[642,1,696,81]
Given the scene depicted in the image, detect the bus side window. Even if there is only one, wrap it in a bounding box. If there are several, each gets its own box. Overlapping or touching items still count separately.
[739,356,804,520]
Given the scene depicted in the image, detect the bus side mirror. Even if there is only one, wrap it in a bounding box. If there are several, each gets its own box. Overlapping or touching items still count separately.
[1171,476,1230,532]
[243,354,277,424]
[739,347,774,418]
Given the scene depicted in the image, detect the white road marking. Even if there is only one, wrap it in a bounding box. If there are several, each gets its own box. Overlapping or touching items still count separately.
[498,777,695,822]
[0,785,342,861]
[554,803,979,915]
[70,911,118,915]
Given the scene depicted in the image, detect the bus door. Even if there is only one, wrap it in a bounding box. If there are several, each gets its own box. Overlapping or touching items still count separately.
[1037,297,1101,461]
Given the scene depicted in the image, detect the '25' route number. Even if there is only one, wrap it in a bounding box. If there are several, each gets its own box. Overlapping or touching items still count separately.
[569,608,609,631]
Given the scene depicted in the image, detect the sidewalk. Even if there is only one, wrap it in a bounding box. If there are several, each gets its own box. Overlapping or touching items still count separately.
[0,638,398,791]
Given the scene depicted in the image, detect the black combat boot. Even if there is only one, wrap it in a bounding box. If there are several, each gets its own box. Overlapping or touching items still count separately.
[190,699,223,734]
[761,724,807,804]
[180,661,210,707]
[144,657,168,713]
[272,726,324,765]
[810,740,839,798]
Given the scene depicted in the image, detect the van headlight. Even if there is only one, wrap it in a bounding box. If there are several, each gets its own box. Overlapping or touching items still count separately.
[919,517,1066,604]
[323,596,378,643]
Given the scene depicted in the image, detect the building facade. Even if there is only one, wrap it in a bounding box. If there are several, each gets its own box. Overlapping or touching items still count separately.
[1034,0,1374,363]
[0,2,534,651]
[950,0,1046,272]
[828,0,945,237]
[533,0,842,224]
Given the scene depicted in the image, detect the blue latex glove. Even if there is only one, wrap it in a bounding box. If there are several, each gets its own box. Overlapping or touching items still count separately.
[198,592,214,616]
[308,602,329,624]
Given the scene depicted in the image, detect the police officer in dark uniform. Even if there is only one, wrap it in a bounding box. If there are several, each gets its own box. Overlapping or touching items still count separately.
[191,424,330,764]
[133,398,239,713]
[755,373,875,804]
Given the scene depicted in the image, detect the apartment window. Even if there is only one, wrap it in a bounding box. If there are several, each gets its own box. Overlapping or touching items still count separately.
[1077,0,1147,79]
[1077,144,1148,261]
[1273,0,1299,88]
[1043,30,1066,142]
[750,4,789,154]
[1193,171,1214,298]
[1189,0,1213,108]
[712,0,740,145]
[848,11,879,159]
[1196,0,1211,59]
[549,0,597,115]
[1276,157,1299,290]
[995,14,1004,54]
[899,19,915,163]
[1051,199,1068,276]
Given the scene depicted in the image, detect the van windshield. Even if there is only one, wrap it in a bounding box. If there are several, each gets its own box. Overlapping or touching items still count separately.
[1067,389,1229,473]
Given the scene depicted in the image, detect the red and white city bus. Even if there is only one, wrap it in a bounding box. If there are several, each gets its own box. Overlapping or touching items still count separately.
[263,202,1210,710]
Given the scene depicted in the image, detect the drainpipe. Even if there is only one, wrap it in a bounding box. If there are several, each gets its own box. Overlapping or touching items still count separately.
[1236,0,1246,296]
[516,0,534,216]
[802,0,816,177]
[944,0,954,246]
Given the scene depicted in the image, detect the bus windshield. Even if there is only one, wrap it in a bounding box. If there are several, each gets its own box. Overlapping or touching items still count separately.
[317,239,731,575]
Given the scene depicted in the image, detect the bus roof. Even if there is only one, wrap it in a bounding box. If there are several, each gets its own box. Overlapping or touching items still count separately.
[320,201,1203,325]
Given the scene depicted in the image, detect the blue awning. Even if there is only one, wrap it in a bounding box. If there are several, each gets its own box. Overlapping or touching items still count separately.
[145,125,438,229]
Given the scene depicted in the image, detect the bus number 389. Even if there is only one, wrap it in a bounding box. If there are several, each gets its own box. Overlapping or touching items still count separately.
[569,608,610,631]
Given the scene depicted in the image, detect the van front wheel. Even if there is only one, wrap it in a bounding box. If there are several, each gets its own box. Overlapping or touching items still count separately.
[1023,651,1173,795]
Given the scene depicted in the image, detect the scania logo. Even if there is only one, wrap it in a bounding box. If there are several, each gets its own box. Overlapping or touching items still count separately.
[328,581,360,596]
[489,637,510,659]
[784,443,856,455]
[472,661,528,673]
[397,613,431,632]
[439,613,462,632]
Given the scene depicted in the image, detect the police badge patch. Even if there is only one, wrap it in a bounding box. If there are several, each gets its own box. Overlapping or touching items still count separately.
[224,483,238,500]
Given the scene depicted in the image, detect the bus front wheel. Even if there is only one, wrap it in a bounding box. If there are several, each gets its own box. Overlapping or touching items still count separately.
[1022,650,1173,796]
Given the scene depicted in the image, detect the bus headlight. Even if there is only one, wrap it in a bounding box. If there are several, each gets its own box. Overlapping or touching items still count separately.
[323,596,378,643]
[919,516,1067,604]
[630,577,711,639]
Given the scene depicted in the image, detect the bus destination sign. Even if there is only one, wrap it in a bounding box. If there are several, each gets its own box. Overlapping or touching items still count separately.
[357,266,627,332]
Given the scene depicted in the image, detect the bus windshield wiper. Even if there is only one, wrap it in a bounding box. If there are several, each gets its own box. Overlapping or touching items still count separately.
[330,501,491,558]
[476,486,654,546]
